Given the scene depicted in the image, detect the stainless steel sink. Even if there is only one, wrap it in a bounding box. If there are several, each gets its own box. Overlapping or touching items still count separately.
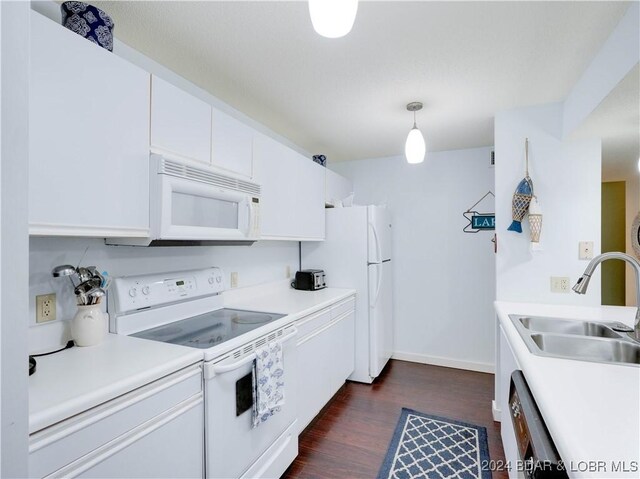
[530,333,640,365]
[509,315,640,367]
[518,316,622,338]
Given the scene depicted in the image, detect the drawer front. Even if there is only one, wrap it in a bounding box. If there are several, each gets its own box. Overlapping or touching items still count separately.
[295,308,332,341]
[330,296,355,319]
[29,364,202,478]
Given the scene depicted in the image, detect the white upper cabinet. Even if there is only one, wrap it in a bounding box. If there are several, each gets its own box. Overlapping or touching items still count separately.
[150,75,212,165]
[253,134,325,240]
[211,108,254,178]
[295,152,325,239]
[325,169,353,206]
[29,11,150,237]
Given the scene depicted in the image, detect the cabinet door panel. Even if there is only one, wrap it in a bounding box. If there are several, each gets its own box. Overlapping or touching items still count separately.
[297,331,330,432]
[212,108,254,177]
[150,76,212,165]
[295,156,325,240]
[29,12,150,237]
[253,134,325,240]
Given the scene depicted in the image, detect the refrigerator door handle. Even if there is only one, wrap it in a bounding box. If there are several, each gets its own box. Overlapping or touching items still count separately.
[368,221,382,264]
[371,263,383,308]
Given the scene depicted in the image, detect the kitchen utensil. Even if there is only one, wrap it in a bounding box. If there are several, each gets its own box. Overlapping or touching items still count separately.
[86,288,106,305]
[52,264,79,288]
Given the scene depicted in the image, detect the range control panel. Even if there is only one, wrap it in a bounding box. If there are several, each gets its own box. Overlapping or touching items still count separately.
[112,267,225,313]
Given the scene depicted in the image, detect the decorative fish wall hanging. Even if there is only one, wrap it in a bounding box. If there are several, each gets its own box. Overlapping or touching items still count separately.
[508,138,534,233]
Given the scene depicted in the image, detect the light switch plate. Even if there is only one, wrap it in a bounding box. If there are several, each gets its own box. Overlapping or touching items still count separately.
[579,241,594,260]
[550,277,570,293]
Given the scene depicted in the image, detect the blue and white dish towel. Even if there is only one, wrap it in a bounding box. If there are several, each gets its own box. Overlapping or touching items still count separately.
[252,341,285,428]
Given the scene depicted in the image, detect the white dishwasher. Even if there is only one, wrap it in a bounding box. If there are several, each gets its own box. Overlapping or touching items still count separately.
[29,364,204,479]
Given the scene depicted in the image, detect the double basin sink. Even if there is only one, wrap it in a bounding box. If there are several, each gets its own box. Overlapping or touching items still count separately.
[510,315,640,366]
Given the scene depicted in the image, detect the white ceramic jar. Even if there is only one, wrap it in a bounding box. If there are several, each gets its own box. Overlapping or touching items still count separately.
[71,305,106,347]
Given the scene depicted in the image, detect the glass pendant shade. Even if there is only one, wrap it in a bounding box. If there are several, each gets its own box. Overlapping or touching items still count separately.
[309,0,359,39]
[405,127,426,164]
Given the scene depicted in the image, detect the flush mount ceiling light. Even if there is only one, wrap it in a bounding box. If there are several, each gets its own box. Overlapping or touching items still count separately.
[405,102,426,164]
[308,0,359,39]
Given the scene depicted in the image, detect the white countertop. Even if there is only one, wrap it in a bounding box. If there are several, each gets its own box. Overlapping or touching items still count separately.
[28,334,202,434]
[495,301,640,479]
[29,281,355,435]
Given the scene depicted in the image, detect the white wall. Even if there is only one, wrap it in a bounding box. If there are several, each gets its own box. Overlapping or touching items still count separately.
[333,147,496,371]
[0,2,30,475]
[29,238,297,353]
[495,103,602,305]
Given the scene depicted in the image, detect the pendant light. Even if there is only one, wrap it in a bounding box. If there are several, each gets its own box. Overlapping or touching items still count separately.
[405,102,426,164]
[308,0,359,39]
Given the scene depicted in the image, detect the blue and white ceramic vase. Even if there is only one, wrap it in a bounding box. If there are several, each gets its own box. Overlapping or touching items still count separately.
[312,155,327,167]
[60,2,115,52]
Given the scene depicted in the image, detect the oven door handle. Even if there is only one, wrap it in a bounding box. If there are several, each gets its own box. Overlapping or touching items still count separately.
[210,327,298,375]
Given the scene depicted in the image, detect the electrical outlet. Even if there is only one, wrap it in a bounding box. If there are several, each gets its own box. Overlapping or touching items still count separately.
[36,293,57,323]
[286,265,291,278]
[230,272,239,289]
[550,277,570,293]
[579,241,594,260]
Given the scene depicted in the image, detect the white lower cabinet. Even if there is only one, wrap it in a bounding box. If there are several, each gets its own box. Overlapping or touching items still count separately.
[29,364,204,479]
[497,325,521,479]
[296,297,356,432]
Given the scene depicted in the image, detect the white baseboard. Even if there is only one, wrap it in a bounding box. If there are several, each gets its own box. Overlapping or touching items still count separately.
[492,400,502,422]
[392,351,495,374]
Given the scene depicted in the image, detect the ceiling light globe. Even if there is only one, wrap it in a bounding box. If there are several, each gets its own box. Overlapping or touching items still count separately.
[405,127,426,164]
[309,0,359,39]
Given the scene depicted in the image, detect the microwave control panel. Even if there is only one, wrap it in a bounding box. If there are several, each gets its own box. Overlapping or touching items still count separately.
[112,267,225,313]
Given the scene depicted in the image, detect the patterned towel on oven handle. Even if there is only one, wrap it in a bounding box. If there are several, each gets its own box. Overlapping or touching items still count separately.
[252,341,285,428]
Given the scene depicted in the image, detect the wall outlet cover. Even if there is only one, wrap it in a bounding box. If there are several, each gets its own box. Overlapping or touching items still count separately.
[579,241,594,260]
[230,272,239,289]
[550,277,571,293]
[36,293,57,323]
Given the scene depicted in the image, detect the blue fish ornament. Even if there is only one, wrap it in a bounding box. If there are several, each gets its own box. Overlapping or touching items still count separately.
[508,176,533,233]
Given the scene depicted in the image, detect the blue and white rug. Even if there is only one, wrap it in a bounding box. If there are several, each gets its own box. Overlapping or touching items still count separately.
[377,408,492,479]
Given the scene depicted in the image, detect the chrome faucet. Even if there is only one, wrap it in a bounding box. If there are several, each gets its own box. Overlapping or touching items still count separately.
[573,252,640,339]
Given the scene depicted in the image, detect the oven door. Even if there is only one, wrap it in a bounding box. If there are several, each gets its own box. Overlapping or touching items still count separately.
[155,171,260,241]
[203,328,298,479]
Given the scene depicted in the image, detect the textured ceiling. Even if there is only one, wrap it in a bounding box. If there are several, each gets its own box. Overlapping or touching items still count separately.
[90,1,630,163]
[572,65,640,182]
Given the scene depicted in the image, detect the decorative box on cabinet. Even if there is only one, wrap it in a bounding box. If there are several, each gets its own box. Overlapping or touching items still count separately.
[29,11,150,238]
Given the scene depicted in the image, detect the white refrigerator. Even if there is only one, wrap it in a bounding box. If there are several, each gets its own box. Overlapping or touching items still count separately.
[302,205,393,383]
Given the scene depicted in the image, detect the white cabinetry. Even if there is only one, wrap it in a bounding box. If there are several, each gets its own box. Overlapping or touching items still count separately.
[497,325,521,478]
[212,108,254,178]
[29,365,204,479]
[150,75,212,165]
[253,133,325,240]
[29,11,150,237]
[296,297,355,432]
[325,169,353,207]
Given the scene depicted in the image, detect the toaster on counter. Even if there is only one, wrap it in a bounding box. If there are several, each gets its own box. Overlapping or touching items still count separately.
[292,269,326,291]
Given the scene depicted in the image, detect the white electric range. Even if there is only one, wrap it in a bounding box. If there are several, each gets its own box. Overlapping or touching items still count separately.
[109,267,299,479]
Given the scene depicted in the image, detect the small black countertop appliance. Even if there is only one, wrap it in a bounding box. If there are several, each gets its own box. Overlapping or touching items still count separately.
[292,269,326,291]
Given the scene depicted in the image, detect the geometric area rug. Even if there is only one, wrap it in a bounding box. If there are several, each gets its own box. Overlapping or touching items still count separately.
[377,408,492,479]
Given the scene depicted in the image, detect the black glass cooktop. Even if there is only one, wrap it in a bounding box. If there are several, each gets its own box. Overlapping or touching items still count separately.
[131,308,286,349]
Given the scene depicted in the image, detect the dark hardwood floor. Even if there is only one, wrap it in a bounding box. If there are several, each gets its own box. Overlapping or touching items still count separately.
[283,359,507,479]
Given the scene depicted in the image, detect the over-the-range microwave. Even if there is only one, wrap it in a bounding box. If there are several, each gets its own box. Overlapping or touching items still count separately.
[108,155,261,246]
